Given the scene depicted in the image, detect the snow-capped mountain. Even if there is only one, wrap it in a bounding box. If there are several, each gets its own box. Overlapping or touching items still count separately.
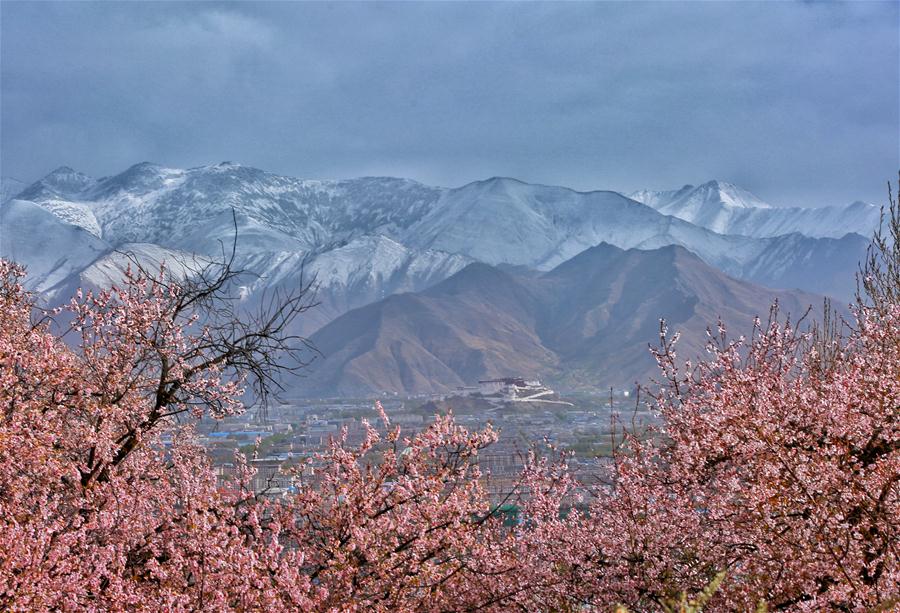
[631,180,771,210]
[1,162,874,345]
[629,181,771,235]
[16,166,97,202]
[629,180,880,238]
[241,236,473,336]
[401,177,767,274]
[2,163,473,333]
[9,164,830,275]
[0,199,110,293]
[18,162,443,253]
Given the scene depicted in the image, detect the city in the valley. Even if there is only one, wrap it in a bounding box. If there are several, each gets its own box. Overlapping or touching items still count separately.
[199,379,647,499]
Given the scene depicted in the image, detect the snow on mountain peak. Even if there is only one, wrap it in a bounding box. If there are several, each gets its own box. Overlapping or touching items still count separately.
[631,180,771,212]
[629,180,879,238]
[93,162,186,199]
[847,200,875,210]
[19,166,97,202]
[695,180,772,209]
[625,180,776,234]
[628,184,694,208]
[3,161,882,340]
[632,180,772,234]
[47,165,85,179]
[18,164,450,252]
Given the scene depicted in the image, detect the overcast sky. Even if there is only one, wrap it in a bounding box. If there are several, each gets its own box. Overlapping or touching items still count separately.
[1,1,897,207]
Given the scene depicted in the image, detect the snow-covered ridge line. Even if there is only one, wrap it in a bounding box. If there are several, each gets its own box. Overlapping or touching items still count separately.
[628,180,878,238]
[1,161,875,332]
[10,162,876,243]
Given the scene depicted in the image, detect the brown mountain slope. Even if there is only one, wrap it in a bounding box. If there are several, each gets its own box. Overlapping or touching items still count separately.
[536,243,824,388]
[296,244,827,396]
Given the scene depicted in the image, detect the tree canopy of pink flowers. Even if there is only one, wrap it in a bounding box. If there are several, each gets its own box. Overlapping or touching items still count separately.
[1,212,898,610]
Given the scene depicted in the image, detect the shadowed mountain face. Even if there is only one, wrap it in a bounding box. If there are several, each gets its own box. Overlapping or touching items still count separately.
[301,263,559,395]
[741,232,868,302]
[298,243,826,397]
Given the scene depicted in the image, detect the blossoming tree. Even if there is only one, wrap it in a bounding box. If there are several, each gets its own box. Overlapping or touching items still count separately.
[0,258,576,611]
[573,181,900,610]
[1,180,898,611]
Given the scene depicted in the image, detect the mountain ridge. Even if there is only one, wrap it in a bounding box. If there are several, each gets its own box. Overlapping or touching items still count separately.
[630,181,879,238]
[1,163,874,344]
[299,243,828,396]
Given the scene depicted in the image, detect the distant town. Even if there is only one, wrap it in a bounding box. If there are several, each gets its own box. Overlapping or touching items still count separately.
[195,379,650,501]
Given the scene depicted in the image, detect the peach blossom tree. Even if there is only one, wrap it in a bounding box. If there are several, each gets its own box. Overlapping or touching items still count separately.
[571,183,900,610]
[0,259,577,611]
[1,180,898,610]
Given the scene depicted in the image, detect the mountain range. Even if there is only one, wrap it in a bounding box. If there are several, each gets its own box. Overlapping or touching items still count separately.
[0,163,878,395]
[302,243,827,395]
[629,181,880,238]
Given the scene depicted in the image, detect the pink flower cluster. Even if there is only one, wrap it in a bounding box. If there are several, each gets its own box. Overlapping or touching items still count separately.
[0,259,896,611]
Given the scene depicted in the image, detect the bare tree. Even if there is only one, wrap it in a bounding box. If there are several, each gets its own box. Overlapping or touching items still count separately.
[808,172,900,373]
[858,171,900,312]
[71,216,319,487]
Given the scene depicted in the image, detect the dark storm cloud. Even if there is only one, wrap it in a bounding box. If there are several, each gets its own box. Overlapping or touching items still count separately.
[1,1,897,207]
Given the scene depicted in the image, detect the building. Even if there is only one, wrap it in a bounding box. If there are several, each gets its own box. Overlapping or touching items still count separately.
[477,377,548,399]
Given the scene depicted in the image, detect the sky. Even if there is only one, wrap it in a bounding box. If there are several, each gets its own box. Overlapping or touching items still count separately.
[1,1,897,208]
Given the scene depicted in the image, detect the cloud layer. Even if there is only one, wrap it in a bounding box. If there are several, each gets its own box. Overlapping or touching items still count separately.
[2,2,897,207]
